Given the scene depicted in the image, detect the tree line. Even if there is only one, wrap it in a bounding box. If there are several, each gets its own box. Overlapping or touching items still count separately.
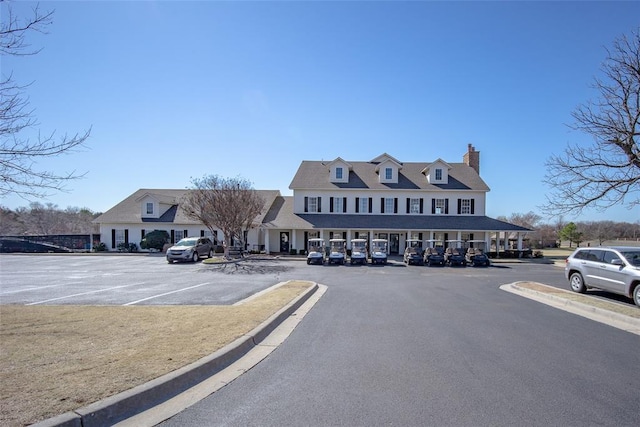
[497,211,640,248]
[0,202,101,235]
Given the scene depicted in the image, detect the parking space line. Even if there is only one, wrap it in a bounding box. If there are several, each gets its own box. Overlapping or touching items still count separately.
[123,282,211,306]
[1,283,79,295]
[26,283,145,305]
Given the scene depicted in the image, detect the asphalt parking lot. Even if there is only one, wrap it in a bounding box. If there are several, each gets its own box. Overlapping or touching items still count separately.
[0,254,577,307]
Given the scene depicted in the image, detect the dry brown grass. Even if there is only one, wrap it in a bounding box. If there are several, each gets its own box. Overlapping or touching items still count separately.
[0,281,312,427]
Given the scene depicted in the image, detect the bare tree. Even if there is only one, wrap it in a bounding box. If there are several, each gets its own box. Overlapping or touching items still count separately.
[1,2,90,199]
[544,29,640,215]
[181,175,264,258]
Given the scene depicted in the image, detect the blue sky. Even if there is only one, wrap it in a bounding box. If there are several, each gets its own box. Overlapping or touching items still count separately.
[2,0,639,223]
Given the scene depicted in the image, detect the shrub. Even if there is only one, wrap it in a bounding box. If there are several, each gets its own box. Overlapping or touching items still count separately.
[140,230,169,251]
[289,248,297,255]
[117,242,138,253]
[93,242,107,252]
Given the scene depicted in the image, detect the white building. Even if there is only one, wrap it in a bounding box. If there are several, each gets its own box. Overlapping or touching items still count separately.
[94,145,530,254]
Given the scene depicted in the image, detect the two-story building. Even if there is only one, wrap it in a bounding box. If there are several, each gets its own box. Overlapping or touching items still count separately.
[94,145,530,254]
[261,145,529,255]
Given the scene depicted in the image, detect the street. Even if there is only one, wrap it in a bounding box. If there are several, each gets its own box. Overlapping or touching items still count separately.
[1,255,638,426]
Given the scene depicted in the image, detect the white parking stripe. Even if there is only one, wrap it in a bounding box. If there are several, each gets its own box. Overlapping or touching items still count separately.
[1,283,79,295]
[26,283,145,305]
[123,282,211,306]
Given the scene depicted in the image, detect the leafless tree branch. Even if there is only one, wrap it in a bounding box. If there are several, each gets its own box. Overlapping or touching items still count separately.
[543,29,640,216]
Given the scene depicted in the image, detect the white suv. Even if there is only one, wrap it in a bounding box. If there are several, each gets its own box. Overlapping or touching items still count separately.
[565,246,640,306]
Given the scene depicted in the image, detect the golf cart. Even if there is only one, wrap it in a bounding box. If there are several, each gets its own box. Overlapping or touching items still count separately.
[403,239,424,265]
[444,240,466,266]
[349,238,367,265]
[465,240,490,267]
[328,238,347,265]
[370,238,388,265]
[423,247,445,266]
[306,238,326,265]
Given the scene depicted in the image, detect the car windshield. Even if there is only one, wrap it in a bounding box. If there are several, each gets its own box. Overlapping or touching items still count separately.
[308,243,322,252]
[175,238,197,247]
[621,250,640,266]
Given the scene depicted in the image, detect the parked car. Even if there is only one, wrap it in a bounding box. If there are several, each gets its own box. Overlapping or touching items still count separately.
[466,247,490,267]
[166,237,214,263]
[445,246,466,266]
[306,238,326,265]
[565,246,640,306]
[328,238,347,265]
[370,238,388,265]
[350,238,367,265]
[403,239,424,265]
[424,247,445,266]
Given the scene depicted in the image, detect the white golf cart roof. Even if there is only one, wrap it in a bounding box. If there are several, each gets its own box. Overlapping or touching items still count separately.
[329,238,346,242]
[351,238,367,242]
[372,238,387,242]
[308,238,324,242]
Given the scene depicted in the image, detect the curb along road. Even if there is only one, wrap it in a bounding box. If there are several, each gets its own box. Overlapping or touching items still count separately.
[32,282,322,427]
[502,282,640,336]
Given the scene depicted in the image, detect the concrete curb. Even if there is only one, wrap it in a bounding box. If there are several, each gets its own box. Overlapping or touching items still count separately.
[32,282,320,427]
[502,281,640,335]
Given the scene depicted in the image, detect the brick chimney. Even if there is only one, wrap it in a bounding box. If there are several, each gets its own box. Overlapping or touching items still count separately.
[463,144,480,174]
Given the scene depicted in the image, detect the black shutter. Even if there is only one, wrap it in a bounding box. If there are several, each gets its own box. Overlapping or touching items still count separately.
[342,232,347,239]
[445,199,449,214]
[318,197,322,213]
[200,230,205,237]
[111,229,116,249]
[343,197,347,213]
[141,229,145,240]
[432,199,436,214]
[380,197,385,213]
[394,198,398,214]
[420,198,424,214]
[124,229,129,245]
[471,199,475,214]
[304,231,308,250]
[419,232,423,240]
[304,197,308,212]
[355,197,360,213]
[171,230,175,243]
[330,197,334,213]
[457,199,462,215]
[368,198,373,213]
[184,229,188,237]
[406,198,410,214]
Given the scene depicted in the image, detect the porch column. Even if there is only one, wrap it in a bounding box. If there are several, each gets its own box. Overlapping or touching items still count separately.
[320,229,325,240]
[346,230,352,249]
[291,230,297,253]
[265,231,271,255]
[517,233,523,251]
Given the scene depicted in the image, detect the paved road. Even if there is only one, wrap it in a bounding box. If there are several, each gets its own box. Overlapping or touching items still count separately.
[151,258,637,426]
[2,255,638,426]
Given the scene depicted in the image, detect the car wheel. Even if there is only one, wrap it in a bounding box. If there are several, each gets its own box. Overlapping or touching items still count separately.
[633,285,640,307]
[307,259,311,265]
[167,259,173,264]
[192,252,199,262]
[569,272,586,293]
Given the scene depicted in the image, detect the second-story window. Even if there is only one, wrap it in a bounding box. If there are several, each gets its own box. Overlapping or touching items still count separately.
[410,198,420,214]
[336,167,343,180]
[458,199,473,215]
[359,197,368,213]
[146,202,154,215]
[308,197,318,213]
[434,198,446,214]
[334,197,343,213]
[385,197,394,213]
[385,167,393,180]
[435,168,442,181]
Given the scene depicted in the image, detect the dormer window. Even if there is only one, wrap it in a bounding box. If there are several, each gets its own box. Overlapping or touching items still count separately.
[336,167,343,180]
[385,168,393,180]
[435,168,442,181]
[328,158,351,184]
[146,202,154,215]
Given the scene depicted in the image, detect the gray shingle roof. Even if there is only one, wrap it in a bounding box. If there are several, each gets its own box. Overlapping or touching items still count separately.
[94,189,281,225]
[288,160,490,191]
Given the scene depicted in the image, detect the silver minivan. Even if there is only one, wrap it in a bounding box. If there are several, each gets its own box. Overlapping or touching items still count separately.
[565,246,640,306]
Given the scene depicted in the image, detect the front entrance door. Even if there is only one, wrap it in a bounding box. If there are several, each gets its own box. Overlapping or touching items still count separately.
[280,232,290,253]
[390,233,400,254]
